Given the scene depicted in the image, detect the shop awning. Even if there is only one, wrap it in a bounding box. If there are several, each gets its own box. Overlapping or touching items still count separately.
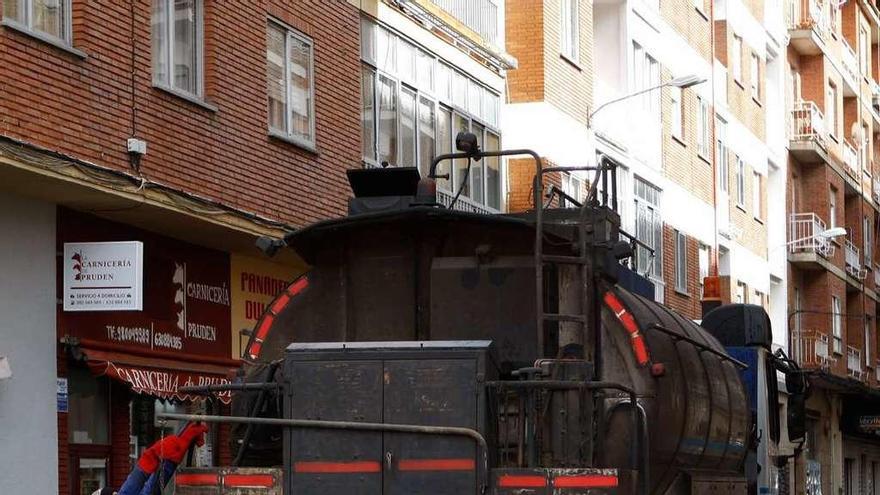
[81,347,237,404]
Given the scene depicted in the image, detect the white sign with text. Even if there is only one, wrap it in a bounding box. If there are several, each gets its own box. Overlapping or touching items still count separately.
[63,241,144,312]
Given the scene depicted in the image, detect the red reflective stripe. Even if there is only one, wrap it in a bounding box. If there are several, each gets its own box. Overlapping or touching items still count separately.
[288,276,309,296]
[398,458,475,471]
[294,461,381,473]
[224,474,275,488]
[176,473,220,486]
[603,291,650,365]
[255,315,274,340]
[270,293,291,314]
[247,340,262,360]
[497,475,547,488]
[553,474,619,488]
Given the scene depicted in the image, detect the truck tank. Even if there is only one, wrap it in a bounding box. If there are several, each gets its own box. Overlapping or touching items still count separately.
[235,206,750,494]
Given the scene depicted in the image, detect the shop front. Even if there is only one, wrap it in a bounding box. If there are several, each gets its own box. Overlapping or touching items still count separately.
[57,208,239,494]
[841,395,880,494]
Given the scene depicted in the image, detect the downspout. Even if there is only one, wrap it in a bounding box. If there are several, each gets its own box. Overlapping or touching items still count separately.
[711,0,720,277]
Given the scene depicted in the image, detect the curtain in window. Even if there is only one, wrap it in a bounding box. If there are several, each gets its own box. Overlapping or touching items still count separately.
[33,0,62,38]
[400,87,417,168]
[378,75,398,166]
[361,67,377,161]
[289,36,311,141]
[266,25,287,132]
[172,0,197,94]
[418,96,435,176]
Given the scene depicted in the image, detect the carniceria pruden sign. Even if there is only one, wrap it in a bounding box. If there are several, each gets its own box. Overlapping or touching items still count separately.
[63,241,144,312]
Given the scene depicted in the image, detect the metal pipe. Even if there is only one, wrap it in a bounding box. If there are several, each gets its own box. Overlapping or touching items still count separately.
[157,413,489,493]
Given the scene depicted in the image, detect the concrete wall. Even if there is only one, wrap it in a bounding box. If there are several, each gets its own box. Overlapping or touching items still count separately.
[0,193,57,494]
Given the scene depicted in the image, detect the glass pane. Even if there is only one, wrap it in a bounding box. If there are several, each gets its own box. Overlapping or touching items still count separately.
[418,96,435,176]
[68,367,110,445]
[289,35,312,142]
[377,27,395,72]
[485,132,501,210]
[453,114,470,198]
[378,75,397,166]
[416,50,434,92]
[360,17,376,64]
[398,39,416,84]
[468,81,481,116]
[151,0,168,85]
[266,24,287,133]
[436,63,451,101]
[3,0,24,23]
[400,87,417,167]
[436,107,452,191]
[78,458,107,495]
[453,71,467,109]
[471,123,485,203]
[361,66,377,161]
[172,0,198,94]
[33,0,63,39]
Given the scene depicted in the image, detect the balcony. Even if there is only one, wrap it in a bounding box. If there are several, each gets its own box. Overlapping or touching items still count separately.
[843,140,860,178]
[787,0,831,55]
[848,346,866,381]
[789,212,835,258]
[790,101,829,163]
[791,330,836,369]
[845,238,867,279]
[875,264,880,287]
[841,39,859,96]
[429,0,499,46]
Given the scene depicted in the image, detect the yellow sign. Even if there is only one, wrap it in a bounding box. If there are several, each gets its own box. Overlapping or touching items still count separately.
[230,254,305,358]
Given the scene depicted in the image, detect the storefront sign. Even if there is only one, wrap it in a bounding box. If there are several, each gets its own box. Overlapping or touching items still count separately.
[57,377,68,413]
[859,416,880,433]
[59,210,232,360]
[230,254,304,358]
[63,241,144,312]
[102,362,232,403]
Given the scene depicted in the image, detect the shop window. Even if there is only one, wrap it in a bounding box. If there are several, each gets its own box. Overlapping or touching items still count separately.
[68,367,110,445]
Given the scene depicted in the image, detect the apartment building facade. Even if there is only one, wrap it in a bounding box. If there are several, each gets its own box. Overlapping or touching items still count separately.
[786,0,880,493]
[0,1,360,493]
[356,0,514,214]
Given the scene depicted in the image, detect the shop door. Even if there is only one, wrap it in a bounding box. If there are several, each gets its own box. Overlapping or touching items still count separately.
[70,447,111,495]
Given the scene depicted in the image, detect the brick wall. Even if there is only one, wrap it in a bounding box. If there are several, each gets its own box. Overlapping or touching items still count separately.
[661,0,713,64]
[662,225,704,320]
[505,0,545,103]
[0,0,361,227]
[542,0,593,125]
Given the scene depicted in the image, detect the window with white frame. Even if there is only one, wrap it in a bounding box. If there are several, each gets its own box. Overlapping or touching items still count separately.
[674,230,687,293]
[864,215,872,263]
[827,82,838,138]
[267,21,315,148]
[754,290,765,308]
[732,35,743,82]
[865,318,872,365]
[3,0,71,42]
[736,281,746,304]
[832,296,842,354]
[670,86,683,141]
[735,156,745,207]
[360,18,502,211]
[717,117,729,193]
[830,186,837,228]
[753,171,762,220]
[860,26,869,75]
[560,0,579,63]
[152,0,203,97]
[698,243,710,298]
[562,173,584,207]
[632,42,660,115]
[697,96,710,157]
[634,177,663,279]
[750,53,760,99]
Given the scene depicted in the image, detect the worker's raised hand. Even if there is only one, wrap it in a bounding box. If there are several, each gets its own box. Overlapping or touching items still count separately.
[136,422,210,473]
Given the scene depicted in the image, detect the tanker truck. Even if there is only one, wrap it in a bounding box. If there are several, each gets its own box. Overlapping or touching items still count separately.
[160,139,808,495]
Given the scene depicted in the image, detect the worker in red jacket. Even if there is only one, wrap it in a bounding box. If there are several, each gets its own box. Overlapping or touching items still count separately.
[116,422,209,495]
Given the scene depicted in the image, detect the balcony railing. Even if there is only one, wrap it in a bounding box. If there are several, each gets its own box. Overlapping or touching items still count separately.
[848,346,865,380]
[844,140,860,177]
[789,212,835,257]
[845,238,867,279]
[791,330,836,369]
[842,38,860,84]
[790,101,827,149]
[787,0,831,40]
[430,0,499,46]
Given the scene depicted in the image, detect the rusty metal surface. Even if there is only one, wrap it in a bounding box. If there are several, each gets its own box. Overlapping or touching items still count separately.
[173,467,282,495]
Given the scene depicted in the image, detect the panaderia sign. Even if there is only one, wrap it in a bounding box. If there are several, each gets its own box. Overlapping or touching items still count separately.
[59,209,232,360]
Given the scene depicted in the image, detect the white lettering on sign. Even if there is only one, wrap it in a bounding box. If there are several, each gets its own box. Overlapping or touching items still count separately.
[187,323,217,342]
[153,332,183,350]
[187,282,230,306]
[116,367,181,395]
[106,325,152,346]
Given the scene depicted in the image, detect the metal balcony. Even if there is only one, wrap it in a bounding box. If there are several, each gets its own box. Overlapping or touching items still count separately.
[848,346,866,380]
[843,140,860,178]
[789,212,835,257]
[845,238,867,279]
[790,101,828,163]
[429,0,499,46]
[787,0,831,55]
[791,330,836,369]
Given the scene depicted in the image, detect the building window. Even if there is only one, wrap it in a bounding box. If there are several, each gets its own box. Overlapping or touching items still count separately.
[732,34,743,82]
[698,243,710,298]
[634,177,663,279]
[750,53,760,99]
[560,0,579,62]
[2,0,71,43]
[830,186,837,228]
[753,171,762,220]
[670,86,683,140]
[736,281,746,304]
[267,21,315,148]
[675,230,687,293]
[735,156,745,207]
[866,318,872,366]
[860,26,869,75]
[832,295,842,354]
[632,42,660,114]
[562,173,584,207]
[697,96,710,157]
[754,290,765,308]
[152,0,203,97]
[827,82,838,139]
[864,215,872,263]
[360,18,502,211]
[717,117,728,193]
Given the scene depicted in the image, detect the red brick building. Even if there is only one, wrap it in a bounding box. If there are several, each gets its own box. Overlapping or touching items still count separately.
[0,1,360,493]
